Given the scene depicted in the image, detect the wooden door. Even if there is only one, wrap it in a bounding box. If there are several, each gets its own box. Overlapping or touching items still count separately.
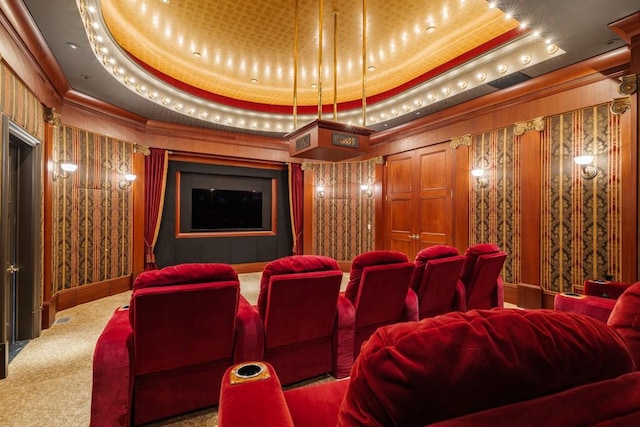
[385,143,453,259]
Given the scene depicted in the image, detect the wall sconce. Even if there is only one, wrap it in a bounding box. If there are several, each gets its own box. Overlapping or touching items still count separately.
[52,162,78,181]
[574,155,597,180]
[119,173,137,189]
[471,169,489,188]
[316,185,325,198]
[360,184,373,198]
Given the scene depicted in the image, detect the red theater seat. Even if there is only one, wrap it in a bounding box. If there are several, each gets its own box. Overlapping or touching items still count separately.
[459,243,507,310]
[409,245,466,318]
[253,255,355,385]
[90,263,261,426]
[555,279,634,323]
[343,250,417,358]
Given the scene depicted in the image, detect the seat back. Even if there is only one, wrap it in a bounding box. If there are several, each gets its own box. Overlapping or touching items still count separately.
[410,245,466,318]
[460,243,507,310]
[263,270,344,348]
[257,255,344,384]
[130,263,240,375]
[608,281,640,368]
[345,251,415,328]
[128,263,241,423]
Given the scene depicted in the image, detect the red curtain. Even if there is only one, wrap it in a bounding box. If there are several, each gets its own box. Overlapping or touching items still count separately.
[144,148,169,270]
[288,163,304,254]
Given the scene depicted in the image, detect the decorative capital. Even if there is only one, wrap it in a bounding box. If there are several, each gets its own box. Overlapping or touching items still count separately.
[513,116,545,135]
[370,156,385,165]
[44,107,62,126]
[133,144,151,155]
[618,74,637,95]
[450,134,471,149]
[610,96,631,115]
[300,162,314,171]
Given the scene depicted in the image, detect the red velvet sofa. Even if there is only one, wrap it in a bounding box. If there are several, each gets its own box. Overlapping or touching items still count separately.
[554,279,634,323]
[343,250,417,358]
[409,245,466,318]
[90,263,261,426]
[218,306,640,426]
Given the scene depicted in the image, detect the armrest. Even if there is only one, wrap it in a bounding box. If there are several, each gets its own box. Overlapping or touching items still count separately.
[554,292,616,323]
[233,295,264,363]
[90,307,134,427]
[584,280,631,299]
[332,294,355,378]
[218,362,294,427]
[401,288,419,322]
[495,276,505,308]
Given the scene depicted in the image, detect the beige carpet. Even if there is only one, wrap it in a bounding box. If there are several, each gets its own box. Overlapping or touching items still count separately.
[0,273,344,426]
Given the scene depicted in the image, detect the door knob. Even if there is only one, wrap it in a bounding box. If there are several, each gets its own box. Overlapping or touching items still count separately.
[6,264,19,274]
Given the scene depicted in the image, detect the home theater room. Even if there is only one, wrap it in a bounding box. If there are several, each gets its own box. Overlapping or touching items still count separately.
[1,0,640,425]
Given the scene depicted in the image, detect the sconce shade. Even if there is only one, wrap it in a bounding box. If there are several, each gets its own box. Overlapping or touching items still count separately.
[60,163,78,172]
[287,119,373,162]
[124,173,137,182]
[471,169,485,177]
[574,155,594,165]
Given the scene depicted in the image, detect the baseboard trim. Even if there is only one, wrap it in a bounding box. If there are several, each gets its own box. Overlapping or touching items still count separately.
[53,276,133,312]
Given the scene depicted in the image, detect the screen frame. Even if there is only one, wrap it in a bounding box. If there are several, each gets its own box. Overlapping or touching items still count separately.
[175,171,277,238]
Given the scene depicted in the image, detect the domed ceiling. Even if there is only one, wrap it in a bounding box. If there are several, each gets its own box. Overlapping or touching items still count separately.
[23,0,635,136]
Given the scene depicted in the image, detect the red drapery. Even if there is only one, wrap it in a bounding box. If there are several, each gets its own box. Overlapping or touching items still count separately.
[144,148,168,270]
[288,163,304,254]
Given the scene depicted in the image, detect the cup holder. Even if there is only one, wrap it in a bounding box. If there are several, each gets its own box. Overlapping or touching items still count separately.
[230,362,270,384]
[237,363,264,378]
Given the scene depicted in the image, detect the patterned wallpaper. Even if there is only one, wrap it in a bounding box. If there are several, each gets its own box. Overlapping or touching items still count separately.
[0,61,45,141]
[470,128,520,286]
[52,125,134,293]
[311,158,378,261]
[470,103,622,292]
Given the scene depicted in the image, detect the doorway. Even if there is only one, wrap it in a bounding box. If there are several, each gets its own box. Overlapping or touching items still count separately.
[0,117,42,379]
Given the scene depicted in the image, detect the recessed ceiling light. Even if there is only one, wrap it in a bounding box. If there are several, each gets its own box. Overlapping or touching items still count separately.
[497,64,509,74]
[520,54,532,65]
[476,72,487,82]
[250,78,258,84]
[161,0,171,4]
[367,66,376,71]
[426,25,436,33]
[192,51,202,58]
[66,42,79,50]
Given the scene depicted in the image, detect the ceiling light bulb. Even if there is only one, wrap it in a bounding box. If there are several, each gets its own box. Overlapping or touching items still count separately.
[520,22,528,29]
[533,30,541,37]
[505,12,513,19]
[427,93,436,102]
[458,80,468,89]
[520,54,532,65]
[476,72,487,82]
[497,64,508,74]
[488,2,497,9]
[441,87,451,95]
[546,44,559,54]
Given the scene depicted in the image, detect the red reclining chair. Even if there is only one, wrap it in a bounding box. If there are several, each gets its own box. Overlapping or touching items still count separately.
[218,306,640,427]
[409,245,466,319]
[343,250,417,358]
[554,279,634,323]
[459,243,507,310]
[251,255,354,385]
[90,263,261,426]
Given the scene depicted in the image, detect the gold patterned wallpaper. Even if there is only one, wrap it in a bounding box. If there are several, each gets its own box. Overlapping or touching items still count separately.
[0,61,45,141]
[52,125,135,294]
[470,103,622,292]
[311,158,378,261]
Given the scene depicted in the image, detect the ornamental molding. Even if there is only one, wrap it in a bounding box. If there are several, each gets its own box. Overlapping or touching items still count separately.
[133,144,151,156]
[610,96,631,115]
[450,134,471,149]
[44,107,62,127]
[513,116,545,135]
[618,74,637,95]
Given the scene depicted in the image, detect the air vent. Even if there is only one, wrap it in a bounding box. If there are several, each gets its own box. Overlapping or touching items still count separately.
[487,71,531,89]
